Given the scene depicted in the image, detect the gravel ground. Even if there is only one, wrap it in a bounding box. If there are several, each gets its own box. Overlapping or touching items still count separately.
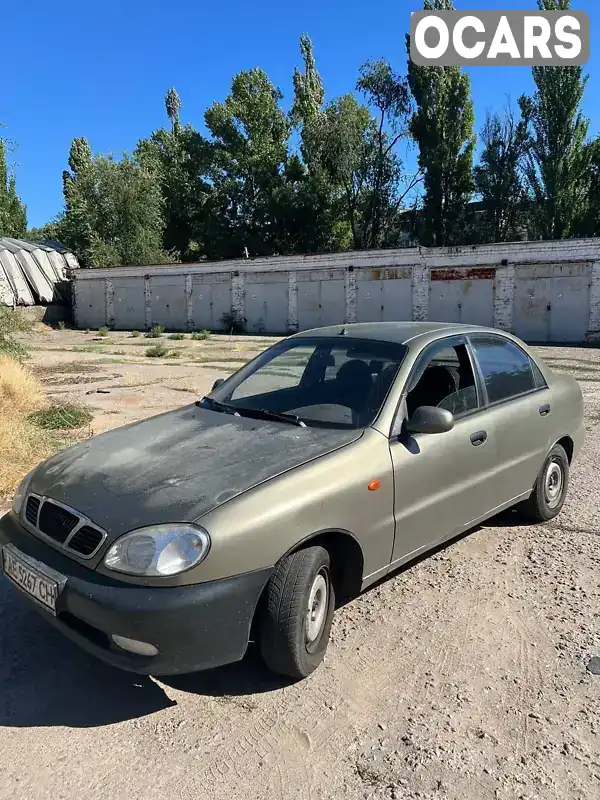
[0,331,599,800]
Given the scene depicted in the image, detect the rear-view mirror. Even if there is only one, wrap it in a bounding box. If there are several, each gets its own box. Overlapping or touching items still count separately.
[212,378,225,391]
[406,406,454,435]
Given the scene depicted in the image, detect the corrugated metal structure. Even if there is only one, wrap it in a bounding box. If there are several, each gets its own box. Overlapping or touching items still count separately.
[0,237,79,306]
[71,238,600,344]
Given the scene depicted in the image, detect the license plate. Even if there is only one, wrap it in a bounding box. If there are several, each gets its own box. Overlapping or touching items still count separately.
[1,545,64,614]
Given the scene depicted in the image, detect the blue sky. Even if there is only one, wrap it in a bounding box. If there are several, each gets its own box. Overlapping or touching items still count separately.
[3,0,598,228]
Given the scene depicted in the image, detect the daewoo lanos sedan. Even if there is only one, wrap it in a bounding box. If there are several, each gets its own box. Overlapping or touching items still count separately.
[0,322,584,679]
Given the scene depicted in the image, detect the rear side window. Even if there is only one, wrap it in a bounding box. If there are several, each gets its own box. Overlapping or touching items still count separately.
[470,336,537,404]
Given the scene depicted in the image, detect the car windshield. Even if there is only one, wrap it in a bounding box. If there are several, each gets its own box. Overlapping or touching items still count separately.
[202,336,408,429]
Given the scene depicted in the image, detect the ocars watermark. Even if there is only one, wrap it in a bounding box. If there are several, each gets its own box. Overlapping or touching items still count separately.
[409,10,590,66]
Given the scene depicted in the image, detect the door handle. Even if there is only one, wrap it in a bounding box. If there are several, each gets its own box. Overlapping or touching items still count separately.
[539,404,551,417]
[470,430,488,446]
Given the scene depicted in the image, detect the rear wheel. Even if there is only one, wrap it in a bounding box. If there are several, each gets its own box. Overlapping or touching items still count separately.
[518,443,569,523]
[260,545,335,679]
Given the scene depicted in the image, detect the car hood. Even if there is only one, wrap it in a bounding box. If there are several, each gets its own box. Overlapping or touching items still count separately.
[28,403,361,539]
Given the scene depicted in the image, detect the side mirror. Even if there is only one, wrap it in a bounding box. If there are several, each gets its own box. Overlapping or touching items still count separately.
[406,406,454,435]
[212,378,225,391]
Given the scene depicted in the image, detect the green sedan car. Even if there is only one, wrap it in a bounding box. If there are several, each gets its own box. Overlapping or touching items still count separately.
[0,322,584,679]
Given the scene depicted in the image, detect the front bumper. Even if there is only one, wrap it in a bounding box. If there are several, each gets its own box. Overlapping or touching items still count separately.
[0,512,272,675]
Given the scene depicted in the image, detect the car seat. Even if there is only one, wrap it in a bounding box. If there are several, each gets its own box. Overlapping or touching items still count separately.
[334,360,374,416]
[407,365,456,417]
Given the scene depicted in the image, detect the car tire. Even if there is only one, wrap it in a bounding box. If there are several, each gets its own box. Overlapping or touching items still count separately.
[517,443,570,523]
[260,545,335,680]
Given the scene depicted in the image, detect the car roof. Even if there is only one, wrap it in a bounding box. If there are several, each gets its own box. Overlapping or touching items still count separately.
[292,321,504,348]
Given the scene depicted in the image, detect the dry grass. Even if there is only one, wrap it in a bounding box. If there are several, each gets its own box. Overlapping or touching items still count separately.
[0,356,88,502]
[0,355,46,414]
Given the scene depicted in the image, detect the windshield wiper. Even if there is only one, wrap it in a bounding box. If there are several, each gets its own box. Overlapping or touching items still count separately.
[233,407,307,427]
[197,397,240,416]
[198,397,306,427]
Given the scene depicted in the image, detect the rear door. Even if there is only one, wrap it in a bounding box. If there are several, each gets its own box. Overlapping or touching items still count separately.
[467,334,552,503]
[389,336,502,566]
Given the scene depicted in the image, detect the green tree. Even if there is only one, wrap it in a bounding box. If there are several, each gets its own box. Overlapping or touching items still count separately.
[0,133,27,238]
[289,35,351,252]
[312,94,375,249]
[574,137,600,238]
[58,138,171,267]
[294,47,416,250]
[26,222,61,243]
[60,137,93,256]
[518,0,591,239]
[202,68,295,258]
[355,59,417,247]
[406,0,475,246]
[291,34,325,138]
[473,107,529,243]
[136,89,212,260]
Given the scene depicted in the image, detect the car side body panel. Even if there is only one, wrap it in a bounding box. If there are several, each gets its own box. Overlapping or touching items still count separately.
[193,428,396,586]
[0,321,586,678]
[389,409,501,565]
[486,388,554,502]
[187,328,585,589]
[544,370,586,458]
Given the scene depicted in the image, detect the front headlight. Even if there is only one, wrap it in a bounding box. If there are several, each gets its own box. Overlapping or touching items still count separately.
[103,524,211,577]
[12,470,34,515]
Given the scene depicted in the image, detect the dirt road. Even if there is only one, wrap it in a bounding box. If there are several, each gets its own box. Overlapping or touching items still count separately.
[1,330,599,800]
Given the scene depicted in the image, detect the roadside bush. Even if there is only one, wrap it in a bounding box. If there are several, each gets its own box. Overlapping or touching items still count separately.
[98,326,109,337]
[166,350,182,358]
[144,325,165,338]
[192,329,211,340]
[131,330,141,337]
[0,307,30,361]
[145,342,168,358]
[28,404,93,431]
[169,333,185,340]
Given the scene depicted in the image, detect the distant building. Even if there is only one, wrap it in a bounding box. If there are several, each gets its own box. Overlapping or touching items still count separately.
[0,238,79,306]
[398,199,530,247]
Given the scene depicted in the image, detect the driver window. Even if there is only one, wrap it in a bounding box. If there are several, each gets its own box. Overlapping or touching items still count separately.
[405,342,480,420]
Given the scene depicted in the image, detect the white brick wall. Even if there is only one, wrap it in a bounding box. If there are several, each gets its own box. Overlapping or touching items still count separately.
[493,263,516,332]
[73,239,600,342]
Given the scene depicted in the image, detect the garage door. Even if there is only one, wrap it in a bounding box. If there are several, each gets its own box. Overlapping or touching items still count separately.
[150,276,186,330]
[356,269,412,322]
[112,278,146,330]
[190,275,232,331]
[245,273,289,333]
[428,268,495,327]
[513,263,591,343]
[297,271,345,331]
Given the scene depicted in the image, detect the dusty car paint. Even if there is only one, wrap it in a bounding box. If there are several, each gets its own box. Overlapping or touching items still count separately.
[0,321,585,675]
[191,323,584,586]
[26,405,361,575]
[10,321,585,589]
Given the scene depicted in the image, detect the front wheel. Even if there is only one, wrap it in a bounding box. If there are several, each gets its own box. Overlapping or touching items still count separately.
[517,443,570,523]
[260,545,335,680]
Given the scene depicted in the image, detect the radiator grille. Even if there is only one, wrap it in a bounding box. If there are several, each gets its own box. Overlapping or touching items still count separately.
[38,501,79,544]
[69,526,104,556]
[25,495,40,526]
[22,495,106,559]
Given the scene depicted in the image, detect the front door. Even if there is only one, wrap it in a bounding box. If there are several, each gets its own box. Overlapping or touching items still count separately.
[388,337,502,567]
